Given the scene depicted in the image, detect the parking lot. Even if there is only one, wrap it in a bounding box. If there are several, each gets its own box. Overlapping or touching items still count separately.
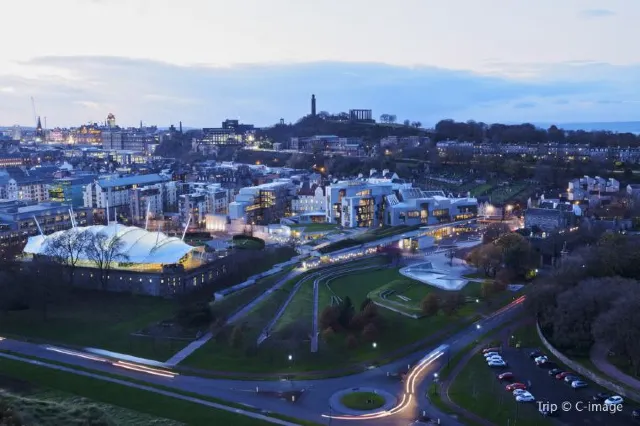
[498,344,638,425]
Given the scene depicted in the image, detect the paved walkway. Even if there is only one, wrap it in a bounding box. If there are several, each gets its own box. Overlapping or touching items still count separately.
[590,342,640,391]
[165,331,213,366]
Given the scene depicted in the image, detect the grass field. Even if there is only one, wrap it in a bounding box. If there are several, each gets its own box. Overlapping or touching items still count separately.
[449,353,551,426]
[0,291,178,360]
[317,225,422,253]
[211,268,293,320]
[271,273,316,335]
[340,392,385,410]
[0,358,272,426]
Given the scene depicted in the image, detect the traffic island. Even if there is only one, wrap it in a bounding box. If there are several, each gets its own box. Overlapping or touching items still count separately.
[329,387,396,415]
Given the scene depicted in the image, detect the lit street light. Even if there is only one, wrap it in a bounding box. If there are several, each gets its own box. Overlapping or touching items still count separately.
[476,324,481,330]
[372,342,377,349]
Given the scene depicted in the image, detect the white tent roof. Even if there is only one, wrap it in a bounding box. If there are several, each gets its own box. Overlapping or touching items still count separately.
[24,224,195,265]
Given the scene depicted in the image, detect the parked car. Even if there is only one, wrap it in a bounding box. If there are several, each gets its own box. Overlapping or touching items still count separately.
[632,409,640,420]
[486,356,503,362]
[513,389,529,397]
[488,360,507,367]
[516,393,535,402]
[506,382,526,392]
[484,352,501,358]
[535,356,549,365]
[483,347,501,354]
[497,372,514,382]
[571,380,588,389]
[556,372,573,380]
[564,375,580,384]
[605,396,624,405]
[548,368,563,377]
[593,392,611,402]
[529,350,543,359]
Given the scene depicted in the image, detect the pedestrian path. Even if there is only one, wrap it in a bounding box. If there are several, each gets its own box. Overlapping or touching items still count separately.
[590,343,640,391]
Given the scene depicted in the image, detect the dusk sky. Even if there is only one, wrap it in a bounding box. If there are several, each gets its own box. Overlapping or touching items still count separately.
[1,0,638,128]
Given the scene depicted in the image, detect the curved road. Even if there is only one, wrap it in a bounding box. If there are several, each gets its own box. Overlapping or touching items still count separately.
[0,292,523,426]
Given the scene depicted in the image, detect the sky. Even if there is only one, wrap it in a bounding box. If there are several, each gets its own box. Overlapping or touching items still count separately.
[0,0,639,128]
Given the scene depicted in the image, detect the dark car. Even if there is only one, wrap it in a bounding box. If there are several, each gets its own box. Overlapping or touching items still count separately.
[593,392,610,402]
[529,350,543,359]
[549,368,563,377]
[497,372,515,382]
[631,408,639,420]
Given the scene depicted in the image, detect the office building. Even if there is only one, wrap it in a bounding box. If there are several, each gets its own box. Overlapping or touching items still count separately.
[228,180,295,225]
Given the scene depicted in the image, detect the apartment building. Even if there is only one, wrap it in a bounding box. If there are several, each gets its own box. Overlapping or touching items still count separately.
[0,169,50,203]
[325,181,394,228]
[179,183,230,227]
[228,179,295,225]
[567,175,620,201]
[291,181,326,214]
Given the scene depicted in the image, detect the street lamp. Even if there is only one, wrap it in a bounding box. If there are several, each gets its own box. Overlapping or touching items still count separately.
[288,354,293,362]
[372,342,377,349]
[476,324,481,330]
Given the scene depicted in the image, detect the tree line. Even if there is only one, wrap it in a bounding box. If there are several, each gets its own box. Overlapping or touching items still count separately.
[526,233,640,376]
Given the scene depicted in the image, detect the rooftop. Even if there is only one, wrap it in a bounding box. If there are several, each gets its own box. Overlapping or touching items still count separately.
[97,173,169,188]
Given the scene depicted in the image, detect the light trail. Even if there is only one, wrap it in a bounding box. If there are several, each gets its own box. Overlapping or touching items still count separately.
[321,296,526,421]
[46,346,109,363]
[112,360,178,378]
[321,348,445,421]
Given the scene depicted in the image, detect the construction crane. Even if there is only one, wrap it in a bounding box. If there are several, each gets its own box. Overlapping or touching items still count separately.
[30,97,38,127]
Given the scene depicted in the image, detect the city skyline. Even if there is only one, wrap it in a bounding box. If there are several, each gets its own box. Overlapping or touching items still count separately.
[0,0,638,127]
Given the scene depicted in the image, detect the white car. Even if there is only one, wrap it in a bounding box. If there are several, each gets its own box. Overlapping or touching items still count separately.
[534,356,549,365]
[604,396,624,405]
[512,389,528,397]
[488,360,507,367]
[484,352,501,358]
[516,392,535,402]
[486,356,503,362]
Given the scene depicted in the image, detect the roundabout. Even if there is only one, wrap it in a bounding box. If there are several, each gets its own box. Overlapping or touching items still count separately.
[330,387,397,416]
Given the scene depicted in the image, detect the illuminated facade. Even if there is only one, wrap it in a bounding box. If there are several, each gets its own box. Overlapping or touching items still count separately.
[72,125,103,145]
[385,189,477,226]
[228,180,295,225]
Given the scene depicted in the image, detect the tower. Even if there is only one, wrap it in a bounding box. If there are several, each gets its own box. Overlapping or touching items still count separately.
[107,113,116,128]
[35,117,43,139]
[179,121,183,133]
[311,94,316,117]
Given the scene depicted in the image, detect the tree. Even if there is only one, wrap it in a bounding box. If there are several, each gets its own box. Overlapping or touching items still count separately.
[85,231,129,291]
[483,223,511,243]
[362,302,378,320]
[346,334,358,349]
[338,296,355,329]
[495,233,536,277]
[481,281,495,299]
[362,323,379,342]
[379,114,390,123]
[321,327,335,342]
[319,305,340,330]
[441,293,464,316]
[388,115,397,124]
[466,244,502,277]
[403,119,411,127]
[229,325,244,349]
[43,229,92,286]
[421,293,439,316]
[411,121,422,128]
[360,298,373,312]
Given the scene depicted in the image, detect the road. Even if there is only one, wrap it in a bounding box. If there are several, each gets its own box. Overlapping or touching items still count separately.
[0,295,524,426]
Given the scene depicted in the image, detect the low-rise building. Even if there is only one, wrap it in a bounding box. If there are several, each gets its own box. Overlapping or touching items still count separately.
[524,203,581,232]
[291,182,326,214]
[229,180,295,225]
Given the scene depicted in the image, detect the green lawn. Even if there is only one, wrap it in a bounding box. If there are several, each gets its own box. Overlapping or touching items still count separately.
[449,353,551,426]
[0,358,272,426]
[271,274,316,335]
[340,392,385,410]
[0,290,179,360]
[211,268,292,319]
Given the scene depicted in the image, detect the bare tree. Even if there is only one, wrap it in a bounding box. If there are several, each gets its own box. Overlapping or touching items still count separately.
[85,231,129,291]
[43,230,92,286]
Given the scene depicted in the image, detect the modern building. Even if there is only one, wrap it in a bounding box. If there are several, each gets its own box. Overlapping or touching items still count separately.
[385,188,477,226]
[325,181,394,228]
[229,180,295,225]
[289,135,363,155]
[102,129,155,152]
[22,223,224,296]
[200,120,256,147]
[0,168,50,203]
[83,174,176,222]
[0,201,93,254]
[48,175,96,208]
[129,186,164,226]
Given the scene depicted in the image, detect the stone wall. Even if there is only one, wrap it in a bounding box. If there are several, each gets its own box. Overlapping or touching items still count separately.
[536,322,640,401]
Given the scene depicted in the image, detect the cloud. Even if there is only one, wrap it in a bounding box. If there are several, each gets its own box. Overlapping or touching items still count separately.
[579,9,616,18]
[1,56,639,127]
